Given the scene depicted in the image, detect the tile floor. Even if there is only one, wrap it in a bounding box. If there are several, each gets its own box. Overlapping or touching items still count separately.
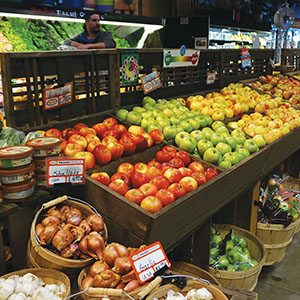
[254,232,300,299]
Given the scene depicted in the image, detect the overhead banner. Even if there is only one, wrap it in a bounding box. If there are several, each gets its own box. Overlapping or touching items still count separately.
[163,46,200,68]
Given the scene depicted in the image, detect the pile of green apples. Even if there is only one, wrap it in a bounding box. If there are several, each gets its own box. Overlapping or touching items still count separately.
[209,227,258,272]
[115,96,213,138]
[175,121,265,169]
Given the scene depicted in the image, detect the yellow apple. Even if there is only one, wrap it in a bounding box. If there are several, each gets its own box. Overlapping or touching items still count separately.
[212,110,225,121]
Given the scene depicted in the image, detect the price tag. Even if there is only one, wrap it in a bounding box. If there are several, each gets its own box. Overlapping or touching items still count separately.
[43,82,73,110]
[141,71,162,94]
[46,157,85,187]
[130,241,171,284]
[206,71,217,85]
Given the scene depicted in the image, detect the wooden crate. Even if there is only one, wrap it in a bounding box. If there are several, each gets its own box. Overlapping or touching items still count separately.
[281,49,300,70]
[0,50,119,130]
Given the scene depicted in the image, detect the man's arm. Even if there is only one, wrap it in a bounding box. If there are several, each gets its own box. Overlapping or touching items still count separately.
[75,42,106,49]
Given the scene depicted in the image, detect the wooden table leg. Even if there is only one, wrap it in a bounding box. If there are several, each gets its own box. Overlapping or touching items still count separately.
[250,181,260,235]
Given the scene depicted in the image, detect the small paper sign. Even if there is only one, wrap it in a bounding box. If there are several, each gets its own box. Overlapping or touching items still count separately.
[206,71,217,85]
[240,47,252,69]
[46,157,85,187]
[141,71,162,94]
[130,241,171,284]
[163,47,200,68]
[43,82,73,110]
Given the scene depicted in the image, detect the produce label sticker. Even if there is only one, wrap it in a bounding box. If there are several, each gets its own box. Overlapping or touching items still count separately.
[141,71,162,94]
[240,47,252,69]
[43,82,73,110]
[120,50,139,86]
[206,71,217,85]
[163,46,200,68]
[46,157,85,187]
[130,241,171,284]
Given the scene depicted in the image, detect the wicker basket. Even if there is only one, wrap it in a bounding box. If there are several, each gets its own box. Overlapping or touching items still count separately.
[28,195,108,280]
[209,224,266,291]
[1,268,71,298]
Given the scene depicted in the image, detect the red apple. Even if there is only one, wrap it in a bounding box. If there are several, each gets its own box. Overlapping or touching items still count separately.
[60,138,67,151]
[64,128,79,140]
[108,179,128,196]
[62,128,72,139]
[155,189,175,207]
[102,136,118,145]
[73,151,95,170]
[87,141,101,153]
[119,133,136,155]
[134,162,148,174]
[92,144,112,166]
[139,183,158,197]
[103,130,120,140]
[162,146,177,157]
[125,189,145,204]
[79,127,97,137]
[112,124,127,136]
[131,172,150,189]
[68,134,88,150]
[178,167,193,177]
[103,117,118,130]
[205,167,218,181]
[150,175,170,190]
[63,142,84,156]
[149,129,164,144]
[91,172,111,186]
[132,134,148,152]
[74,122,88,131]
[140,196,162,213]
[105,142,124,161]
[155,151,173,163]
[92,123,108,138]
[191,171,207,186]
[117,163,134,178]
[45,128,62,139]
[169,158,185,169]
[111,172,130,186]
[175,151,191,166]
[85,134,101,144]
[167,183,187,199]
[160,163,173,175]
[179,176,198,192]
[163,167,182,184]
[146,166,161,179]
[128,125,144,135]
[188,161,205,173]
[147,160,161,169]
[140,132,154,148]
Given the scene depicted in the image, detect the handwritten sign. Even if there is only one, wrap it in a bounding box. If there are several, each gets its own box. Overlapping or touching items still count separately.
[43,82,73,110]
[130,242,171,284]
[46,157,85,187]
[141,71,162,94]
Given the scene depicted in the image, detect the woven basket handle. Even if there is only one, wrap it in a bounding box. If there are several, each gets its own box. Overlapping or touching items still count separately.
[137,277,162,300]
[42,195,69,209]
[87,287,124,297]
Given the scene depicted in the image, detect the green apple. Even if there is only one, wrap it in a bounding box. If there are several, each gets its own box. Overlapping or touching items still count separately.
[147,124,160,132]
[195,116,208,128]
[166,102,176,109]
[176,135,197,153]
[142,96,156,106]
[170,115,181,125]
[244,139,258,153]
[190,130,205,142]
[152,110,160,118]
[155,103,165,111]
[210,133,226,146]
[231,129,245,138]
[175,131,190,147]
[115,108,128,120]
[143,103,155,111]
[215,126,229,134]
[225,136,237,151]
[141,111,153,118]
[253,134,266,148]
[204,115,213,126]
[178,106,189,113]
[202,127,214,139]
[163,125,178,141]
[173,108,182,116]
[126,111,142,125]
[236,147,251,160]
[215,142,232,155]
[223,152,240,165]
[212,121,226,131]
[179,120,194,133]
[203,148,221,164]
[197,140,214,156]
[162,108,174,118]
[133,106,146,114]
[233,134,246,145]
[187,118,201,130]
[157,99,167,105]
[218,160,232,170]
[141,117,155,130]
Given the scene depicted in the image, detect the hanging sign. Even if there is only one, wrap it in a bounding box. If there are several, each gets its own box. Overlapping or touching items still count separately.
[43,82,73,110]
[240,47,252,69]
[141,71,162,94]
[130,241,171,284]
[46,157,85,187]
[120,50,139,86]
[163,45,200,68]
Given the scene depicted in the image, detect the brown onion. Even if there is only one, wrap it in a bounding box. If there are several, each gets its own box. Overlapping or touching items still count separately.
[52,229,73,251]
[121,270,137,283]
[103,243,128,267]
[69,207,82,218]
[35,223,44,236]
[113,257,132,275]
[39,224,58,245]
[41,216,60,227]
[60,243,78,258]
[46,207,64,220]
[67,214,82,226]
[93,270,121,288]
[79,220,91,235]
[116,282,126,289]
[79,236,97,258]
[81,275,94,290]
[60,205,71,217]
[124,280,140,293]
[87,232,105,260]
[89,260,109,277]
[86,214,104,232]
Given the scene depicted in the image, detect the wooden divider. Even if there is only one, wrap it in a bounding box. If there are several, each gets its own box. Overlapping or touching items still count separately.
[281,49,300,70]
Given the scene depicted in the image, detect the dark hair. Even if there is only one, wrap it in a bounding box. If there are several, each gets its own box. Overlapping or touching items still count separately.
[83,11,100,30]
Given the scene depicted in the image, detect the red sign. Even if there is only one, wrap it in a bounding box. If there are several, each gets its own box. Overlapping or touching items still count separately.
[130,241,171,284]
[43,82,73,110]
[141,71,162,94]
[46,157,85,187]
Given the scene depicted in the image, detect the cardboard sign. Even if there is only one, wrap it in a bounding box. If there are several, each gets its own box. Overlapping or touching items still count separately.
[206,71,217,85]
[43,82,73,110]
[163,48,200,68]
[141,71,162,94]
[240,47,252,69]
[130,242,171,284]
[46,157,85,187]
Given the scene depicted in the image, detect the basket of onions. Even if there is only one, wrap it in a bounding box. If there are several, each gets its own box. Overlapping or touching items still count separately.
[28,195,108,279]
[77,243,162,300]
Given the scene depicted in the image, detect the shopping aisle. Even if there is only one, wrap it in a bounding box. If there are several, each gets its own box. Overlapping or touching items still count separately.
[255,233,300,299]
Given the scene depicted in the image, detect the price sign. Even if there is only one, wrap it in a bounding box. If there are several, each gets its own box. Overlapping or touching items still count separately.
[206,71,217,85]
[46,157,85,187]
[43,82,73,110]
[141,71,162,94]
[240,47,252,69]
[130,242,171,284]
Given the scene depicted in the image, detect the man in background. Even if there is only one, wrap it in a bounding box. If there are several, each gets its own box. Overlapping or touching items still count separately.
[64,13,116,49]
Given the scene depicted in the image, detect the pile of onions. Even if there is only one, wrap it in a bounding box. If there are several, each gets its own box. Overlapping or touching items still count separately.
[81,243,147,293]
[35,205,106,259]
